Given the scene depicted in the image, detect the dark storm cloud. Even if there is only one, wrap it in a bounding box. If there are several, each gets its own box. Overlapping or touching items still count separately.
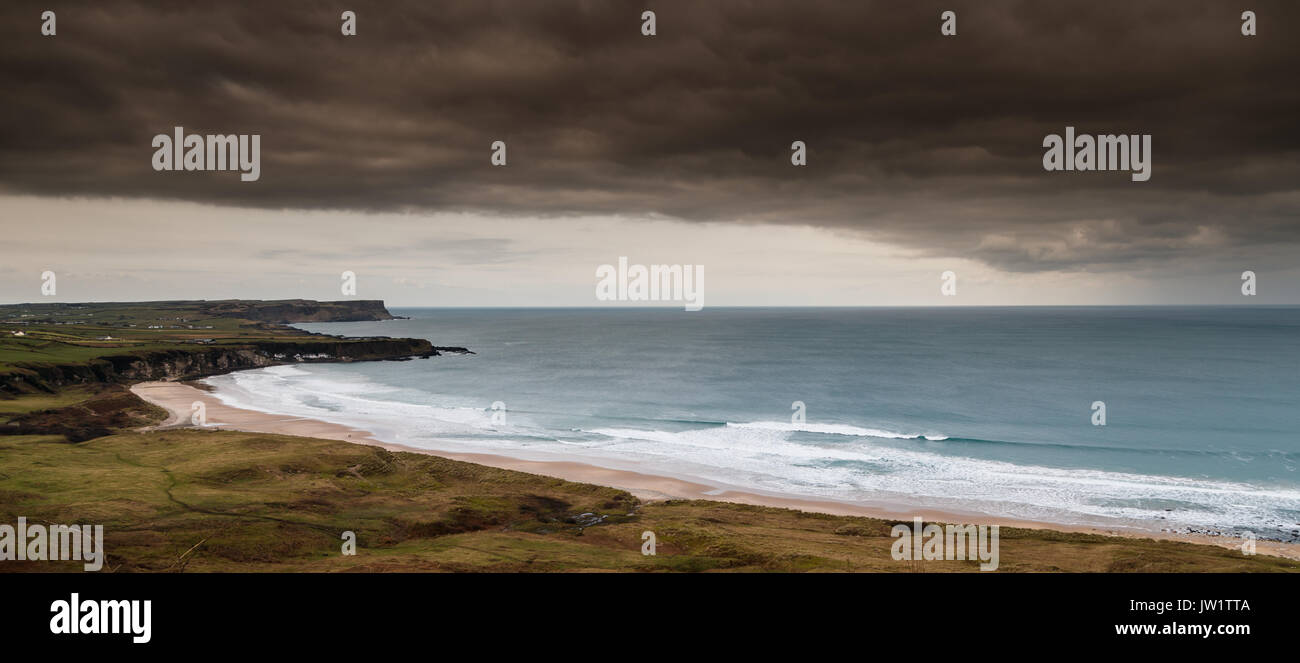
[1,0,1297,272]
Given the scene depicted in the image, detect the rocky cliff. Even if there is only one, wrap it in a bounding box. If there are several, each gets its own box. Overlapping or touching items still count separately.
[0,338,454,396]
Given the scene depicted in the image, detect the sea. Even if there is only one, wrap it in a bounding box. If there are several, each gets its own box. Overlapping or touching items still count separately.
[201,307,1300,541]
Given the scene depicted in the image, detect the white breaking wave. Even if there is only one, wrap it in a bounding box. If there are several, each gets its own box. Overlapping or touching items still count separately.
[202,365,1300,538]
[727,420,949,440]
[205,366,538,441]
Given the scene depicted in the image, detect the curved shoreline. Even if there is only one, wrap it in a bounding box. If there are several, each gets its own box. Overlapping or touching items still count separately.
[130,379,1300,560]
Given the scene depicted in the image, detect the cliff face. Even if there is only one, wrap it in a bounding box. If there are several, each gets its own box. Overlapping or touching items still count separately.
[0,299,461,398]
[197,299,397,323]
[0,338,440,395]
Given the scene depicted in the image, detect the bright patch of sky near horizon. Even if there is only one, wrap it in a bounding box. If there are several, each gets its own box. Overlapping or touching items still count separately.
[1,195,1294,306]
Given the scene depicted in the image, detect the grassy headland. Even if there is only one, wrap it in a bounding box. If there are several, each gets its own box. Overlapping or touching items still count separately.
[0,299,465,396]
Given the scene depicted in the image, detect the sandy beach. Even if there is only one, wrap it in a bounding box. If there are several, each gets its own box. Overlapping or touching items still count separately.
[130,380,1300,559]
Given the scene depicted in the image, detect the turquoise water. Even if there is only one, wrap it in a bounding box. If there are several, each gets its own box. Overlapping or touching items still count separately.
[204,307,1300,540]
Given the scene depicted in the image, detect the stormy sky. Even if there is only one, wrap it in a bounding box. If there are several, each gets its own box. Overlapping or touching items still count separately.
[1,0,1297,305]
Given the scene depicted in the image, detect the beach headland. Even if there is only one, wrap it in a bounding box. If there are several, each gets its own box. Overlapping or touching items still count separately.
[0,299,461,397]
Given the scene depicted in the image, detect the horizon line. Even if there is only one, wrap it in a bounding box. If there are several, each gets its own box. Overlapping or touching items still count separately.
[4,301,1298,309]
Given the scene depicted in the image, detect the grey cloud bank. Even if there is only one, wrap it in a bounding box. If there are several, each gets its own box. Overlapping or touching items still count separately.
[1,0,1297,280]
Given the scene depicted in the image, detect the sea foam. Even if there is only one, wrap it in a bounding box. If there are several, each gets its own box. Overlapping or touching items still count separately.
[205,364,1300,540]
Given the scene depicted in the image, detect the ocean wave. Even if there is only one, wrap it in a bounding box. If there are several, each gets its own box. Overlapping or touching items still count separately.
[581,423,1300,537]
[260,364,312,377]
[726,420,948,440]
[202,365,1300,539]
